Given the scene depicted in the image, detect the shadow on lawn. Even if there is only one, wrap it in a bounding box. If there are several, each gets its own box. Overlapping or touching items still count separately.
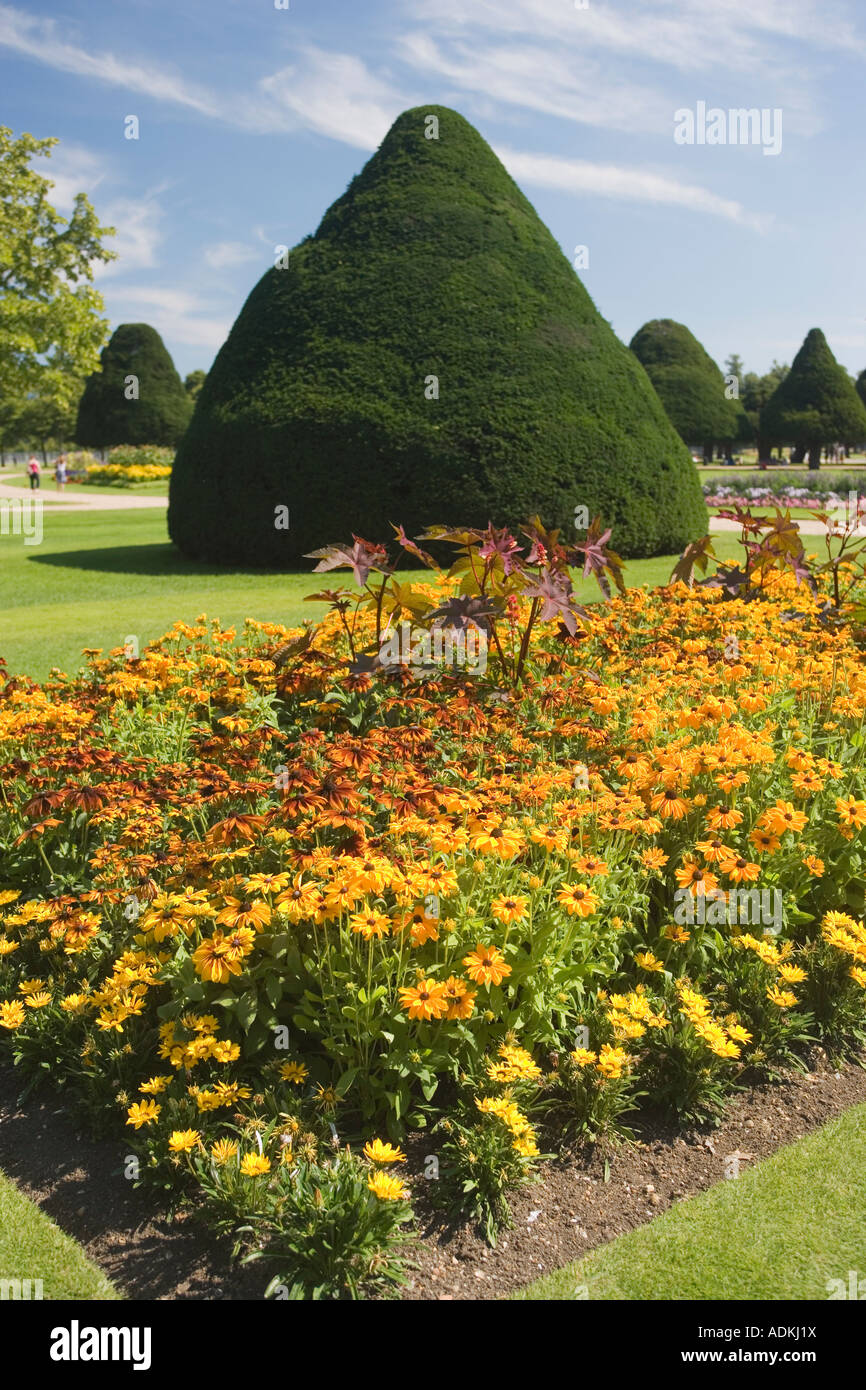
[28,544,301,578]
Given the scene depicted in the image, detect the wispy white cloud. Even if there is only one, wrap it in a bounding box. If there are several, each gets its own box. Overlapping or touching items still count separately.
[96,194,166,277]
[398,32,670,135]
[28,140,165,276]
[495,146,769,229]
[3,0,852,242]
[399,0,865,71]
[105,286,230,349]
[0,3,222,119]
[258,49,406,149]
[203,240,262,271]
[35,141,107,213]
[0,8,406,141]
[395,0,861,136]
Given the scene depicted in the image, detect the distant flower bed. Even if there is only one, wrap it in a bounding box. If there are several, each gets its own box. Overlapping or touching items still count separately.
[705,485,848,510]
[78,446,174,484]
[704,472,864,508]
[83,463,172,484]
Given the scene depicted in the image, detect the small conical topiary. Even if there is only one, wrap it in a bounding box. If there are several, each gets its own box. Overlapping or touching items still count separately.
[169,106,707,565]
[761,329,866,469]
[76,323,192,448]
[629,319,746,458]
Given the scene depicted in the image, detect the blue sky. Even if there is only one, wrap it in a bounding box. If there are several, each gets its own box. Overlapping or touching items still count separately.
[3,0,865,380]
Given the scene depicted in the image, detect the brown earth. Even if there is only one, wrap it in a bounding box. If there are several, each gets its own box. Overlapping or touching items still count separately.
[1,1052,864,1301]
[403,1049,866,1300]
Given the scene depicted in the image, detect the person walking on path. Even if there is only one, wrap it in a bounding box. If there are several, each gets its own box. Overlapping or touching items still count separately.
[54,454,68,490]
[27,455,41,490]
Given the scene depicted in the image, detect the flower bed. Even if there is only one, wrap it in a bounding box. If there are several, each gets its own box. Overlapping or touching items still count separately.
[1,513,866,1296]
[82,463,172,483]
[79,446,174,485]
[703,472,865,512]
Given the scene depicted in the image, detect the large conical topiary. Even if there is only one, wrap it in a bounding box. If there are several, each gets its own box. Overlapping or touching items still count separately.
[761,329,866,470]
[629,319,745,458]
[169,106,707,565]
[76,323,192,448]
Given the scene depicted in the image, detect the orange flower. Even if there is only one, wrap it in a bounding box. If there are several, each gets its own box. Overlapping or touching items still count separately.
[649,788,691,820]
[705,805,744,831]
[640,847,669,871]
[572,855,609,878]
[349,908,391,940]
[759,801,808,837]
[556,883,599,917]
[490,894,528,923]
[215,896,272,932]
[192,932,241,983]
[674,860,719,896]
[837,798,866,830]
[695,837,735,864]
[470,824,524,858]
[398,977,449,1021]
[718,853,761,884]
[462,944,512,988]
[749,829,781,854]
[442,975,476,1020]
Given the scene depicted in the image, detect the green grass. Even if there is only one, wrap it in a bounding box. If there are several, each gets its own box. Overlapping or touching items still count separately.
[0,472,169,496]
[514,1102,866,1301]
[0,1168,121,1300]
[697,462,866,480]
[0,506,745,682]
[707,505,819,519]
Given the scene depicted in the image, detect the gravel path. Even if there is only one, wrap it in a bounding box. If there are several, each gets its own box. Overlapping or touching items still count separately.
[0,473,167,511]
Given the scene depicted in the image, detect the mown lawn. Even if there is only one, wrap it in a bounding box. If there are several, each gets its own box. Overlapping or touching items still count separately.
[0,1168,120,1301]
[707,505,821,519]
[697,463,866,481]
[0,471,169,496]
[1,507,745,681]
[514,1102,866,1301]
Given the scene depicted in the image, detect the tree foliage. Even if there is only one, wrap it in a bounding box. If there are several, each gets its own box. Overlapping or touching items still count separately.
[169,106,706,565]
[629,319,745,449]
[0,127,115,434]
[75,323,193,448]
[184,369,206,400]
[760,329,866,463]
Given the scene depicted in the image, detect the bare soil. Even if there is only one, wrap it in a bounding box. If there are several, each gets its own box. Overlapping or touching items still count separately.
[1,1052,864,1302]
[403,1050,866,1300]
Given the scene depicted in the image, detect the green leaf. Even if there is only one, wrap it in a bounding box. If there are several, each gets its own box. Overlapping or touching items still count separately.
[335,1068,358,1098]
[235,993,257,1032]
[264,973,283,1009]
